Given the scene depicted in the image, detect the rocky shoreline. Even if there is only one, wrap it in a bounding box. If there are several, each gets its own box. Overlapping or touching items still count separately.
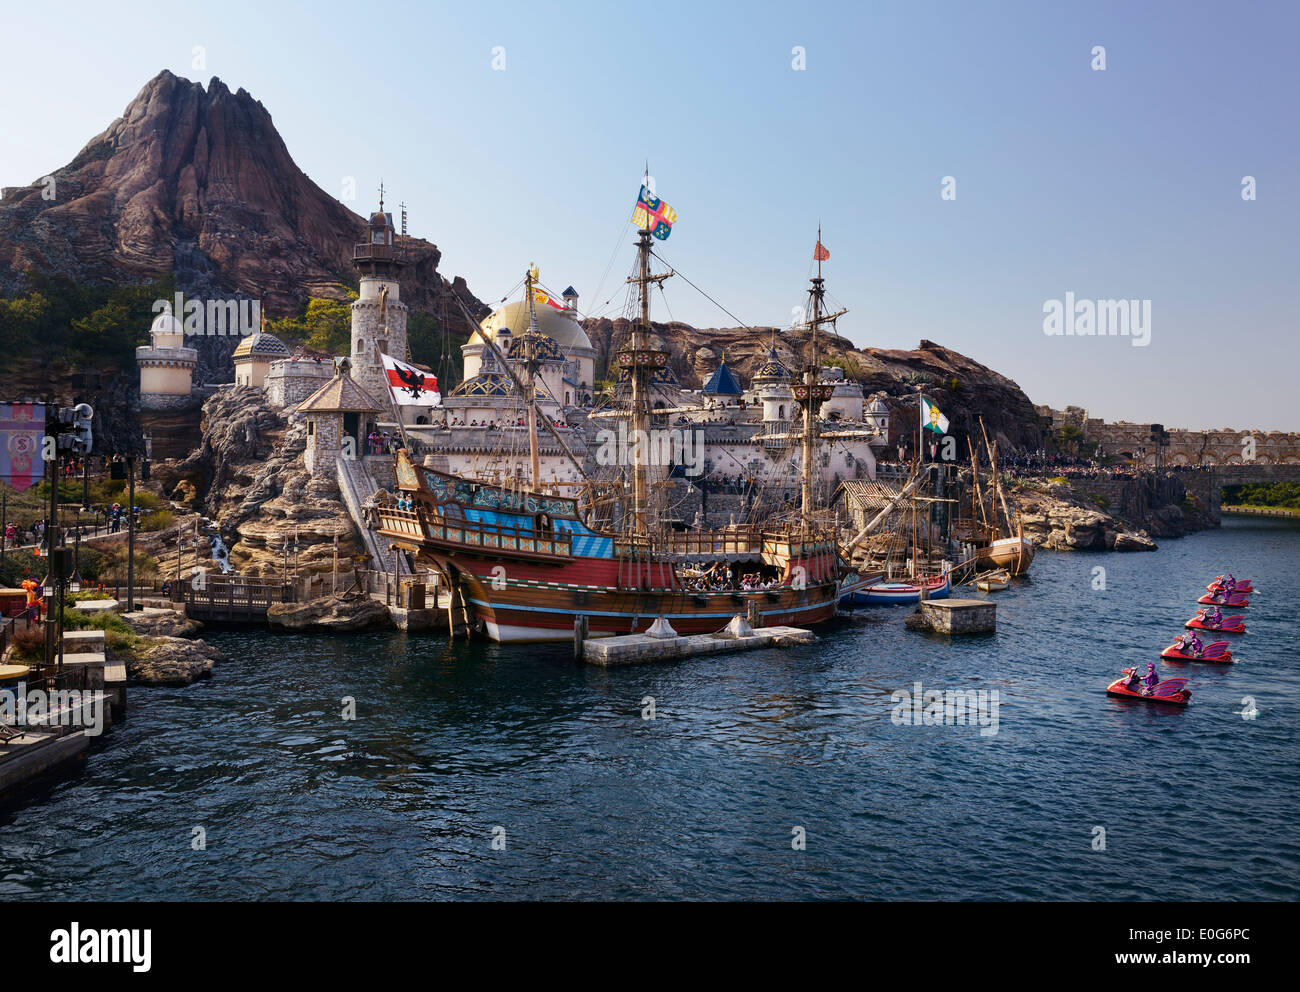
[116,608,228,686]
[1006,474,1215,553]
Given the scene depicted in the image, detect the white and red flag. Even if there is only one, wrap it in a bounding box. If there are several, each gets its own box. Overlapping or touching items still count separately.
[381,352,440,406]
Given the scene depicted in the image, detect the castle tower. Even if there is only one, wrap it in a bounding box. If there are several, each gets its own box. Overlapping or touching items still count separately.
[136,311,198,410]
[350,196,408,407]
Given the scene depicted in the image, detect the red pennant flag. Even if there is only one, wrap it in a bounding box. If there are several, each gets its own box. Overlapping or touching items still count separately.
[813,241,830,261]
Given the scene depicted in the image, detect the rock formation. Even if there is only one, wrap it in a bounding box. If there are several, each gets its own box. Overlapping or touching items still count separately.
[152,386,364,577]
[1006,473,1211,552]
[0,70,486,337]
[126,635,227,685]
[266,591,390,632]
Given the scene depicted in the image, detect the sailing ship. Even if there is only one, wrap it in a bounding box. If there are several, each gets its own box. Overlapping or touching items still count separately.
[374,191,861,643]
[965,419,1034,576]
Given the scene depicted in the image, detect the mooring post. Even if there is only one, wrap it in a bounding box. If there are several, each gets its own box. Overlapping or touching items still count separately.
[574,614,588,661]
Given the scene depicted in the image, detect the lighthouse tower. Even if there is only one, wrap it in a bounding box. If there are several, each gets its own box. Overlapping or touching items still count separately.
[350,194,408,407]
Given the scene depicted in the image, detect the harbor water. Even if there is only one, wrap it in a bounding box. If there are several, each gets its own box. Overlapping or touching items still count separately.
[2,517,1297,900]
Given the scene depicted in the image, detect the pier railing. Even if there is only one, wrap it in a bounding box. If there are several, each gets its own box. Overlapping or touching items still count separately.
[0,610,38,659]
[183,579,296,621]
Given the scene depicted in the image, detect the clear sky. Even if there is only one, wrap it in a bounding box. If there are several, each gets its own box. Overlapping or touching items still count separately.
[2,0,1296,430]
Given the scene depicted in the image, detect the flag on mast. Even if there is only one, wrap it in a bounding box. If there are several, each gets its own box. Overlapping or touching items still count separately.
[632,185,677,240]
[814,241,830,261]
[920,395,949,434]
[531,288,565,311]
[382,352,440,406]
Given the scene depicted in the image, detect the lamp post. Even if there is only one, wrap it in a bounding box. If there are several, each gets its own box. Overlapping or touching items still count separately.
[126,455,136,613]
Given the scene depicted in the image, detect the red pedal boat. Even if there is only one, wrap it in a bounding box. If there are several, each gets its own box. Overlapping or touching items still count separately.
[1161,638,1233,663]
[1107,668,1191,705]
[1197,592,1250,608]
[1185,612,1246,634]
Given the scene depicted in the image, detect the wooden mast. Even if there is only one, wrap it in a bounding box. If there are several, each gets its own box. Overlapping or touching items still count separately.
[522,264,543,489]
[622,188,672,536]
[797,227,847,523]
[631,229,651,533]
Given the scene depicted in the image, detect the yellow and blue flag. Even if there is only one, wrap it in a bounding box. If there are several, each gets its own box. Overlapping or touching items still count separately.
[632,185,677,240]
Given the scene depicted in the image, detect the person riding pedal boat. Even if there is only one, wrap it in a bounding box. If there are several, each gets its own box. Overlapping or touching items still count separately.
[1200,605,1223,628]
[1177,631,1203,657]
[1141,662,1159,694]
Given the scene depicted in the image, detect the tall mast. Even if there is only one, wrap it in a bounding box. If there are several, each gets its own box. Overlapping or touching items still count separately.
[622,212,672,534]
[522,264,543,488]
[796,226,847,523]
[632,230,651,531]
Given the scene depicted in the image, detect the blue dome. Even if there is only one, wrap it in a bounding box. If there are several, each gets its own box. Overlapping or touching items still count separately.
[753,346,792,381]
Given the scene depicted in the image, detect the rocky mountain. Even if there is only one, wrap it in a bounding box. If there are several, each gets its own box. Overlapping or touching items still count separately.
[0,70,484,333]
[584,317,1044,452]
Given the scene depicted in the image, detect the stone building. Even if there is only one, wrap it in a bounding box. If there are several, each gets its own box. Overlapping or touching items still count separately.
[349,201,409,413]
[298,361,383,476]
[233,332,290,388]
[266,356,333,409]
[136,311,199,410]
[463,282,596,405]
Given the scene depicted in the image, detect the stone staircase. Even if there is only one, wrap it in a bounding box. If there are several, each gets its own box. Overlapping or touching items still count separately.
[337,457,412,576]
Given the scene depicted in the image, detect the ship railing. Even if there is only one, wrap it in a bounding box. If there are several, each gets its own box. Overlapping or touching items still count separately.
[377,506,572,558]
[613,526,839,560]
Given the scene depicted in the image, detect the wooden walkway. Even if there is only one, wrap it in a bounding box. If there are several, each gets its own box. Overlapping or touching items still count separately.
[184,580,295,621]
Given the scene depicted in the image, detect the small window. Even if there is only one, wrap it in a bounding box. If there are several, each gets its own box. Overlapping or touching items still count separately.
[308,421,315,436]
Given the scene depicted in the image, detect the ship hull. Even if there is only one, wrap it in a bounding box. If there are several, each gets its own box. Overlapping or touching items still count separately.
[446,558,839,643]
[975,536,1034,576]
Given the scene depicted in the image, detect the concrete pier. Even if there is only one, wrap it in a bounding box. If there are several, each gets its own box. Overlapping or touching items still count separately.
[0,730,91,801]
[59,630,125,710]
[905,598,996,635]
[583,625,815,667]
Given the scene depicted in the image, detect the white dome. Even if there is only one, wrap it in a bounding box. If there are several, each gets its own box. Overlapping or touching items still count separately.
[151,312,184,337]
[476,299,592,352]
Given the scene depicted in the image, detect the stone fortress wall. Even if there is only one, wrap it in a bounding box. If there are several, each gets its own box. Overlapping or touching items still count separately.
[1037,405,1300,466]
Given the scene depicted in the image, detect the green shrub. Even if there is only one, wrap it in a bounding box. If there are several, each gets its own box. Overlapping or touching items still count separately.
[140,510,175,532]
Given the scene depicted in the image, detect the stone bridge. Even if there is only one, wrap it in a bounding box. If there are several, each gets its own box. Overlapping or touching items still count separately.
[1199,464,1300,486]
[1037,407,1300,470]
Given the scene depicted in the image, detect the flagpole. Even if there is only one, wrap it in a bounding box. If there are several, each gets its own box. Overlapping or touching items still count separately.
[381,356,413,453]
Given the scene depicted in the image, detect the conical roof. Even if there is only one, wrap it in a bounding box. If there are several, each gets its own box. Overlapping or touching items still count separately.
[297,369,383,412]
[702,356,743,395]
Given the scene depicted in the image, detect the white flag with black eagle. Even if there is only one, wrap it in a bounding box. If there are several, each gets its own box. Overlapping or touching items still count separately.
[381,352,440,406]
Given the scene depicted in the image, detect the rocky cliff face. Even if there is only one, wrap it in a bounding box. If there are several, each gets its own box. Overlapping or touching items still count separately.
[584,318,1044,452]
[0,70,484,336]
[1005,473,1214,552]
[152,386,363,577]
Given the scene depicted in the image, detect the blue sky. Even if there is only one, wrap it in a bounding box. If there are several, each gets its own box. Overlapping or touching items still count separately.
[2,0,1296,430]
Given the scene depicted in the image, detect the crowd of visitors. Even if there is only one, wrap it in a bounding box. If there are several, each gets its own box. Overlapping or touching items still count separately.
[680,563,779,592]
